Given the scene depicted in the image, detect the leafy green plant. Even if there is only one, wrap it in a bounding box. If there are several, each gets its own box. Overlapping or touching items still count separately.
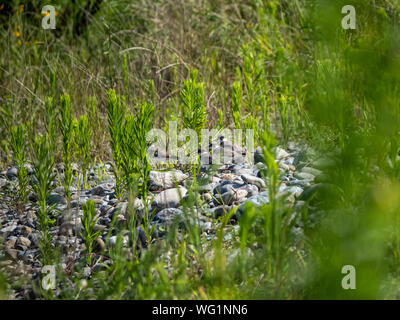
[10,124,29,208]
[81,200,102,265]
[32,133,56,265]
[241,44,265,116]
[74,115,92,189]
[231,80,243,129]
[107,89,124,198]
[59,94,74,203]
[180,69,207,136]
[44,96,58,153]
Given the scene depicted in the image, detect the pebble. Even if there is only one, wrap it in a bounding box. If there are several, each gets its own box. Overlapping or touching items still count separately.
[151,187,187,212]
[240,174,266,189]
[149,170,188,191]
[6,167,18,180]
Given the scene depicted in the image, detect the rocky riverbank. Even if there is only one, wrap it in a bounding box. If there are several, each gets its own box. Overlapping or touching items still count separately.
[0,141,327,299]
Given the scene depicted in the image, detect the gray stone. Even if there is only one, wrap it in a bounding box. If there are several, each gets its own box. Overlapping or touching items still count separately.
[211,205,232,218]
[214,183,234,195]
[149,170,188,191]
[201,193,213,202]
[90,183,114,196]
[276,147,290,160]
[94,238,105,252]
[243,191,269,207]
[254,147,264,164]
[0,178,7,188]
[153,208,183,226]
[6,166,18,180]
[204,221,213,233]
[241,174,266,189]
[17,236,31,248]
[151,187,187,212]
[108,235,128,247]
[0,224,17,236]
[47,193,67,205]
[213,190,235,206]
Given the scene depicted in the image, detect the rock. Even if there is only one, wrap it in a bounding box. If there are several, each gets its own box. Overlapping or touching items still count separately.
[28,192,38,202]
[5,239,16,249]
[286,186,304,197]
[28,233,38,247]
[0,178,7,188]
[197,183,216,193]
[47,193,67,205]
[235,189,249,201]
[214,183,234,195]
[211,205,232,218]
[151,187,187,212]
[240,174,266,189]
[254,147,264,163]
[204,221,212,233]
[244,184,259,197]
[243,191,269,207]
[153,208,183,227]
[24,163,34,175]
[17,236,31,248]
[276,147,290,160]
[59,221,76,236]
[108,235,128,247]
[20,226,33,237]
[90,183,114,196]
[0,224,17,236]
[136,226,147,249]
[213,190,235,206]
[114,201,128,217]
[235,191,270,220]
[94,238,105,252]
[93,225,106,233]
[149,170,188,191]
[288,179,311,187]
[5,248,19,260]
[83,266,91,278]
[53,186,76,195]
[133,198,145,212]
[6,167,18,180]
[201,193,213,202]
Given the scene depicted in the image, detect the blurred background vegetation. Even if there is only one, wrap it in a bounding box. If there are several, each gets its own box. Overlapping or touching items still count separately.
[1,0,400,299]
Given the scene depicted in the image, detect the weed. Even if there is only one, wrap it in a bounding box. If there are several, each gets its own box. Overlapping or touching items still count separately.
[10,124,29,208]
[59,94,74,204]
[32,133,56,265]
[180,70,207,137]
[81,200,102,265]
[106,89,124,199]
[74,115,92,189]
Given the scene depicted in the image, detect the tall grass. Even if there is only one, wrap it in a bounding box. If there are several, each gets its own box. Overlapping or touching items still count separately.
[9,124,29,209]
[32,133,56,266]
